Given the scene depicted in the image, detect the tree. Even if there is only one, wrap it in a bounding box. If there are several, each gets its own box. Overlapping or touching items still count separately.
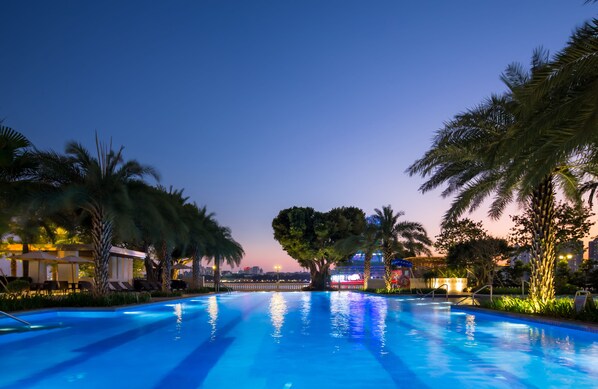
[34,137,158,296]
[434,218,487,255]
[372,205,432,291]
[507,19,598,187]
[509,201,595,253]
[204,225,244,291]
[272,206,366,290]
[446,237,510,287]
[335,215,380,290]
[183,203,217,289]
[408,50,586,304]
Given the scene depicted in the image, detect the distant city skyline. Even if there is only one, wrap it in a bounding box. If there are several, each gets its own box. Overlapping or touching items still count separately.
[1,1,597,271]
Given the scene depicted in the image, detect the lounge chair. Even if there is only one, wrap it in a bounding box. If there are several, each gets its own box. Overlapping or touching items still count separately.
[78,281,94,292]
[119,281,136,292]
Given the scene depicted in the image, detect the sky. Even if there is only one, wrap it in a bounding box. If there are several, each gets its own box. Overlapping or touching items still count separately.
[1,1,597,272]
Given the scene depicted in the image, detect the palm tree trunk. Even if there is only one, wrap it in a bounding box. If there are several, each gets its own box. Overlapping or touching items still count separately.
[363,252,372,290]
[192,245,201,288]
[91,211,113,297]
[22,242,29,278]
[160,240,172,292]
[10,257,17,277]
[383,247,394,292]
[214,256,220,292]
[529,177,556,304]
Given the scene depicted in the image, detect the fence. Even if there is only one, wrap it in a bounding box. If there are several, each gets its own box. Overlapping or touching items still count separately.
[203,282,364,291]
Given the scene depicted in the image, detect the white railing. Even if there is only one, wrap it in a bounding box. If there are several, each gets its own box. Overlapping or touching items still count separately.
[455,284,493,305]
[420,284,449,301]
[205,282,309,291]
[203,282,368,291]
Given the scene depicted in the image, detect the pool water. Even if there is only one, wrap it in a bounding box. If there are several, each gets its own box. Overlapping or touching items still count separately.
[0,292,597,388]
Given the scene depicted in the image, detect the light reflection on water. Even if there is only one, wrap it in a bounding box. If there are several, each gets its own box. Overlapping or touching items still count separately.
[269,292,287,341]
[300,293,311,335]
[173,303,183,341]
[369,296,387,353]
[330,292,350,339]
[207,296,218,341]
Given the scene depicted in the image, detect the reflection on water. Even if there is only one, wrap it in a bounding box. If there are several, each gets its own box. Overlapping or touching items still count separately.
[173,303,183,341]
[300,293,311,335]
[269,293,287,341]
[465,314,476,343]
[370,297,387,352]
[330,292,350,339]
[207,296,218,341]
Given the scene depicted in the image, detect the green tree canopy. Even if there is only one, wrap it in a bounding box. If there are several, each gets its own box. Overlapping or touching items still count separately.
[434,218,488,255]
[272,206,366,290]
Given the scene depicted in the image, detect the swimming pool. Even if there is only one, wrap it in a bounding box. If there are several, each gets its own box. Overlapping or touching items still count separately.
[0,292,597,388]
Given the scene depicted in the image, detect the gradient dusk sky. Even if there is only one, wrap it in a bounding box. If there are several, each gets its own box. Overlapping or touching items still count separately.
[1,1,596,272]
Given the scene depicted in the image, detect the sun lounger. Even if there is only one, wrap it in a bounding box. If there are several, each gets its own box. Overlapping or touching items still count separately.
[78,281,94,292]
[119,281,135,292]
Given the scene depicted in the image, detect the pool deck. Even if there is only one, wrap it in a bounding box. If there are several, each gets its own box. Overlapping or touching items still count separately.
[452,304,598,334]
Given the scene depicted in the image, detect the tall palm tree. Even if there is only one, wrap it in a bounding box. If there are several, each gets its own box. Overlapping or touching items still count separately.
[183,203,217,288]
[0,126,34,235]
[373,205,431,291]
[34,137,158,296]
[509,19,598,186]
[408,51,585,303]
[335,216,380,290]
[152,186,190,292]
[205,225,244,292]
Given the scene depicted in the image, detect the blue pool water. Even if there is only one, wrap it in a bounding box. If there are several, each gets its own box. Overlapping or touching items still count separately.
[0,292,597,388]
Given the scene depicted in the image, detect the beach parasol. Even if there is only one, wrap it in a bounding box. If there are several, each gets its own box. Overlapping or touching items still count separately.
[58,256,93,284]
[17,251,61,282]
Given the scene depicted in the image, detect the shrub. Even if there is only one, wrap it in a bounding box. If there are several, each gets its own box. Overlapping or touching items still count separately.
[0,292,151,312]
[5,279,30,296]
[150,291,183,298]
[481,296,598,322]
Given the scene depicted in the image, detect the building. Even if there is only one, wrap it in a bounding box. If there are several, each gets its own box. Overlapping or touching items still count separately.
[589,238,598,262]
[0,243,145,283]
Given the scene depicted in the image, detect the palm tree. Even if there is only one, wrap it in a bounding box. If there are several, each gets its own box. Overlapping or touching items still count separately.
[408,51,586,303]
[509,19,598,186]
[152,186,190,292]
[373,205,431,291]
[183,203,218,288]
[205,225,244,292]
[0,125,34,235]
[335,216,380,290]
[34,137,158,296]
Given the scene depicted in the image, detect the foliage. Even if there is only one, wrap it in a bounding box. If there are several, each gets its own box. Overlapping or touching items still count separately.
[482,296,598,322]
[407,47,592,304]
[272,206,366,290]
[446,237,511,287]
[494,260,530,287]
[5,279,30,296]
[0,292,151,312]
[434,218,487,254]
[509,201,594,252]
[373,205,432,291]
[150,290,183,298]
[476,287,525,295]
[33,137,159,296]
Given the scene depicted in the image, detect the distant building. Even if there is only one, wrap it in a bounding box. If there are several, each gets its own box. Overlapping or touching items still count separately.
[589,238,598,262]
